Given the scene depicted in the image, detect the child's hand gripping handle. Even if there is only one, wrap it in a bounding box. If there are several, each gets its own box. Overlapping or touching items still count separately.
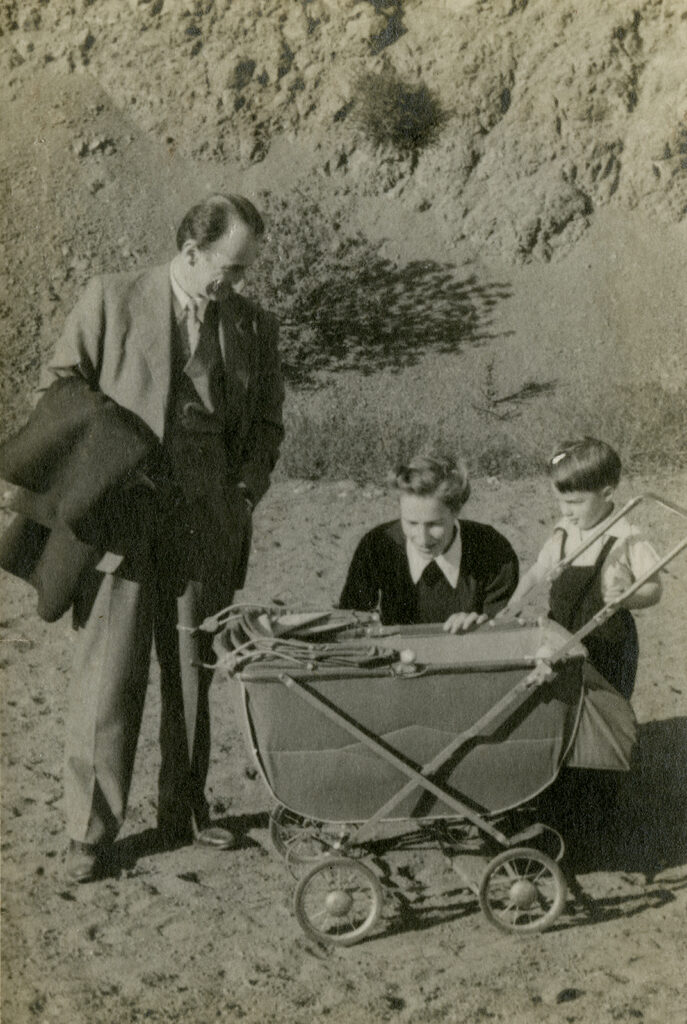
[601,561,634,607]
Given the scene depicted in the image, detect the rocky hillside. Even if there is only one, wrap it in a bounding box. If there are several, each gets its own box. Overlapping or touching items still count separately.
[1,0,685,441]
[4,0,685,252]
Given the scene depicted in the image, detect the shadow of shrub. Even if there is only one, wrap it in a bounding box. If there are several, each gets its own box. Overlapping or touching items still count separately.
[252,196,511,386]
[280,259,510,384]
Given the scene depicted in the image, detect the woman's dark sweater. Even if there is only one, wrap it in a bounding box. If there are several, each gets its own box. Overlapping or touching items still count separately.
[339,518,519,625]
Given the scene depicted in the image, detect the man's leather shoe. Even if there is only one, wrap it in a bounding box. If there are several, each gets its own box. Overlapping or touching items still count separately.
[65,840,107,883]
[156,822,195,851]
[194,826,237,850]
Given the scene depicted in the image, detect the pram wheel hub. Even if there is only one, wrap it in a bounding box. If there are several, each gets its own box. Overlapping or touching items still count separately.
[325,890,354,916]
[294,858,383,946]
[478,847,567,934]
[509,879,537,908]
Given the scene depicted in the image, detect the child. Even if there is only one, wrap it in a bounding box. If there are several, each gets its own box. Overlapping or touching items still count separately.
[506,437,662,699]
[339,451,519,631]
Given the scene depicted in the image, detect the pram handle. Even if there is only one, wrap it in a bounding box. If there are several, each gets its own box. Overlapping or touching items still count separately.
[490,491,687,667]
[497,491,687,624]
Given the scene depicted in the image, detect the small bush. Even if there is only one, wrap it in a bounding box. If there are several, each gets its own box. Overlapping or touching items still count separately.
[351,66,447,155]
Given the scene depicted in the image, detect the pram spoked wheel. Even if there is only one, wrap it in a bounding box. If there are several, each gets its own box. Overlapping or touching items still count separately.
[269,805,336,867]
[478,846,567,934]
[294,857,384,946]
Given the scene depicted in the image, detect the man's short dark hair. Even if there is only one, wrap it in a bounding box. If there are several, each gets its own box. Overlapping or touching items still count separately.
[176,194,265,251]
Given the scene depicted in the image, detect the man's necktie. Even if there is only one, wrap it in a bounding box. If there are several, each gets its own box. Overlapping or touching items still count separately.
[182,302,224,416]
[184,301,202,356]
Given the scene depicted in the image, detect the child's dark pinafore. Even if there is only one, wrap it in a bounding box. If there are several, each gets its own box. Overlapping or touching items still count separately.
[549,531,639,699]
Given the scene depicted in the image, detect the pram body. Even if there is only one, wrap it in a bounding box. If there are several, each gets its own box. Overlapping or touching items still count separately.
[213,613,633,943]
[229,620,630,822]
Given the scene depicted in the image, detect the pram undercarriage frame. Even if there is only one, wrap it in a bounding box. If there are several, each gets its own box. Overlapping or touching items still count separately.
[272,662,573,943]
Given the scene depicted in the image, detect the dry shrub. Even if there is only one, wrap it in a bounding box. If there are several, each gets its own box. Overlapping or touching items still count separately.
[351,66,447,155]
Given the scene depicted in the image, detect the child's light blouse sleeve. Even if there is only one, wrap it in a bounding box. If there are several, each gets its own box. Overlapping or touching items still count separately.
[612,530,663,582]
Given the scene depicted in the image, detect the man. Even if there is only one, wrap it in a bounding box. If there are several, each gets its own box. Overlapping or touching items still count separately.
[43,194,284,882]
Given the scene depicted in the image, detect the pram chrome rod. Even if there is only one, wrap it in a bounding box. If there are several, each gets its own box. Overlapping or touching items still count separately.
[278,664,559,847]
[642,491,687,520]
[503,492,687,622]
[537,532,687,671]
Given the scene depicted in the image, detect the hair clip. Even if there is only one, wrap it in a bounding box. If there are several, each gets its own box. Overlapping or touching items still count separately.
[550,452,568,465]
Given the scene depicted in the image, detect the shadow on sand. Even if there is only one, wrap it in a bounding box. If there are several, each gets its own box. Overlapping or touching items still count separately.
[112,811,270,874]
[367,717,687,943]
[540,716,687,879]
[277,259,513,385]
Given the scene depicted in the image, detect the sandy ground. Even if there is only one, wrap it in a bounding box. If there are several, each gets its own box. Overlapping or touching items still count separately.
[1,471,686,1024]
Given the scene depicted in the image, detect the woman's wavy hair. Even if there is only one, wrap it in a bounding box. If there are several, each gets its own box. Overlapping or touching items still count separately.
[388,451,470,514]
[548,437,622,492]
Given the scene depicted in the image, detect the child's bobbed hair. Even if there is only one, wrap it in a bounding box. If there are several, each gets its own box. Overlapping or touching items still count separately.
[389,451,470,514]
[548,437,622,493]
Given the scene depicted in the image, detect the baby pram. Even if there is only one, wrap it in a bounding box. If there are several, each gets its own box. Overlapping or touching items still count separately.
[207,493,686,946]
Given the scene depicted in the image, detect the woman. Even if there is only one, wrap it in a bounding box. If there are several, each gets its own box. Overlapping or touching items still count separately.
[339,452,519,631]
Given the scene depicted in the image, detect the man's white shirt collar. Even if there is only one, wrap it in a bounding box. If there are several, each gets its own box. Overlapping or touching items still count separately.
[169,264,209,325]
[407,522,462,588]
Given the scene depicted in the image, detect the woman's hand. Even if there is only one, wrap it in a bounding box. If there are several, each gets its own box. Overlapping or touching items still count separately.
[443,611,488,633]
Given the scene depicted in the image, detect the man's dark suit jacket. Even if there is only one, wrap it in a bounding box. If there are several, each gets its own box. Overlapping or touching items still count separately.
[0,377,159,621]
[2,262,285,620]
[43,264,284,507]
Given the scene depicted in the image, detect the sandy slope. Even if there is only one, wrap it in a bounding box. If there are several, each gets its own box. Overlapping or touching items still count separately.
[1,473,686,1024]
